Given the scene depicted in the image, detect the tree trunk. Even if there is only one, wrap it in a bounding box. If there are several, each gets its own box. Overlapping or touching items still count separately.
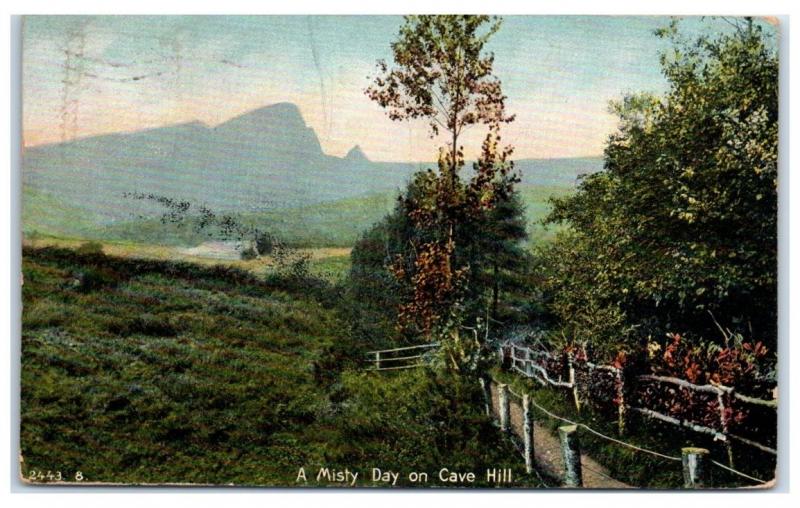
[492,261,499,321]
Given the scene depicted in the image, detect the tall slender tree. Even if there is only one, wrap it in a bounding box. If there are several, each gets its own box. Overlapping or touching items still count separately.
[366,16,521,372]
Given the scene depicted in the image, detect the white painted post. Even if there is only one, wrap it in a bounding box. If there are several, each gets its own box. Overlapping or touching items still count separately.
[375,351,381,370]
[523,393,534,473]
[498,383,510,432]
[568,355,581,413]
[479,377,491,417]
[682,447,710,488]
[511,345,517,371]
[559,424,583,487]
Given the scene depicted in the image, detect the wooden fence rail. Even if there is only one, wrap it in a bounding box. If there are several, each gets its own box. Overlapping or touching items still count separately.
[367,342,440,371]
[503,343,777,458]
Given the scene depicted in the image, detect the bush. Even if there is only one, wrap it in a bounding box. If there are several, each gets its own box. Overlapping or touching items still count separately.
[240,246,258,261]
[330,368,538,486]
[255,232,274,256]
[537,20,778,357]
[65,267,119,293]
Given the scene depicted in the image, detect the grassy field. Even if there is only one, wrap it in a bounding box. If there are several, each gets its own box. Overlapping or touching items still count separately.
[22,236,352,282]
[23,184,571,250]
[21,246,346,485]
[20,246,540,486]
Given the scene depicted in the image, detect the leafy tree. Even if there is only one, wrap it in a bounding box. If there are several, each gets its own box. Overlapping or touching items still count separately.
[538,18,778,357]
[474,190,530,321]
[363,17,526,372]
[366,15,514,179]
[344,208,409,351]
[254,231,275,256]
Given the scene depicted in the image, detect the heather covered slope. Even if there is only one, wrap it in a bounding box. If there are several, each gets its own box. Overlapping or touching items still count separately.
[20,246,539,486]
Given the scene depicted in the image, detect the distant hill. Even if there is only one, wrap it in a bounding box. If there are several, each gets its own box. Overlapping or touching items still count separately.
[22,102,602,242]
[23,103,421,220]
[23,183,573,248]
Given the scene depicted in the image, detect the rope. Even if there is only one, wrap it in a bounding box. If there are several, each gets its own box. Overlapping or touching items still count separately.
[710,460,768,484]
[518,387,682,462]
[577,421,681,462]
[507,382,769,484]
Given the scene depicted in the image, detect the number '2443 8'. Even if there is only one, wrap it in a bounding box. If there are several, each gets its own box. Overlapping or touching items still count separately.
[26,469,84,482]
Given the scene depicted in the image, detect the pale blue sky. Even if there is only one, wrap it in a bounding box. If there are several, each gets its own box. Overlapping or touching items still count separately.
[22,15,777,161]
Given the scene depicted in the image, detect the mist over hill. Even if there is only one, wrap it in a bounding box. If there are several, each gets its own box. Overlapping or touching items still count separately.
[23,102,602,234]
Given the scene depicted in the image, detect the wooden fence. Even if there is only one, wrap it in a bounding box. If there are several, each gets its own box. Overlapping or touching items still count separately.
[502,343,777,462]
[365,340,776,487]
[366,343,440,371]
[483,376,770,488]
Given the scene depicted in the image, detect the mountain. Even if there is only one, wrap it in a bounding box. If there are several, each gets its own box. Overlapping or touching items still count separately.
[22,102,603,230]
[345,145,369,162]
[212,102,325,163]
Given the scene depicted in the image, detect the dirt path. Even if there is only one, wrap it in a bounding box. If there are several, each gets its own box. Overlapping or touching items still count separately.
[531,420,630,489]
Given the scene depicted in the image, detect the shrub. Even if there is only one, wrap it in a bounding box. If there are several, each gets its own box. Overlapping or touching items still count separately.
[240,246,258,261]
[255,232,274,256]
[65,267,119,293]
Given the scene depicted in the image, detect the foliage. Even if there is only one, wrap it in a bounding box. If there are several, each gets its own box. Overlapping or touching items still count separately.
[637,332,775,435]
[537,18,778,357]
[648,331,773,387]
[332,368,539,486]
[21,246,342,485]
[75,241,104,255]
[21,246,542,486]
[254,231,274,256]
[345,146,530,352]
[365,16,529,374]
[366,15,513,155]
[239,245,258,260]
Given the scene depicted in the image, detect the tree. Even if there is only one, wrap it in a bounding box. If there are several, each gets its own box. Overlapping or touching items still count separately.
[364,17,525,371]
[538,18,778,357]
[366,15,514,180]
[476,190,529,321]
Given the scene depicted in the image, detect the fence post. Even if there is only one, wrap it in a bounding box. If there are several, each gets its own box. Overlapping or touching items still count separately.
[523,393,534,473]
[616,368,627,436]
[374,351,381,370]
[558,425,583,487]
[498,383,510,432]
[715,388,735,468]
[511,345,517,371]
[568,355,581,413]
[479,377,492,417]
[681,447,710,489]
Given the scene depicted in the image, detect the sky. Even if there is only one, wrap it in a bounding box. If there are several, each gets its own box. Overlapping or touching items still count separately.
[22,16,778,161]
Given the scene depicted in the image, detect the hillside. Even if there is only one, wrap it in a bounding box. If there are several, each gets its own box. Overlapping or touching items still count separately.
[20,246,538,485]
[23,183,574,249]
[22,103,423,219]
